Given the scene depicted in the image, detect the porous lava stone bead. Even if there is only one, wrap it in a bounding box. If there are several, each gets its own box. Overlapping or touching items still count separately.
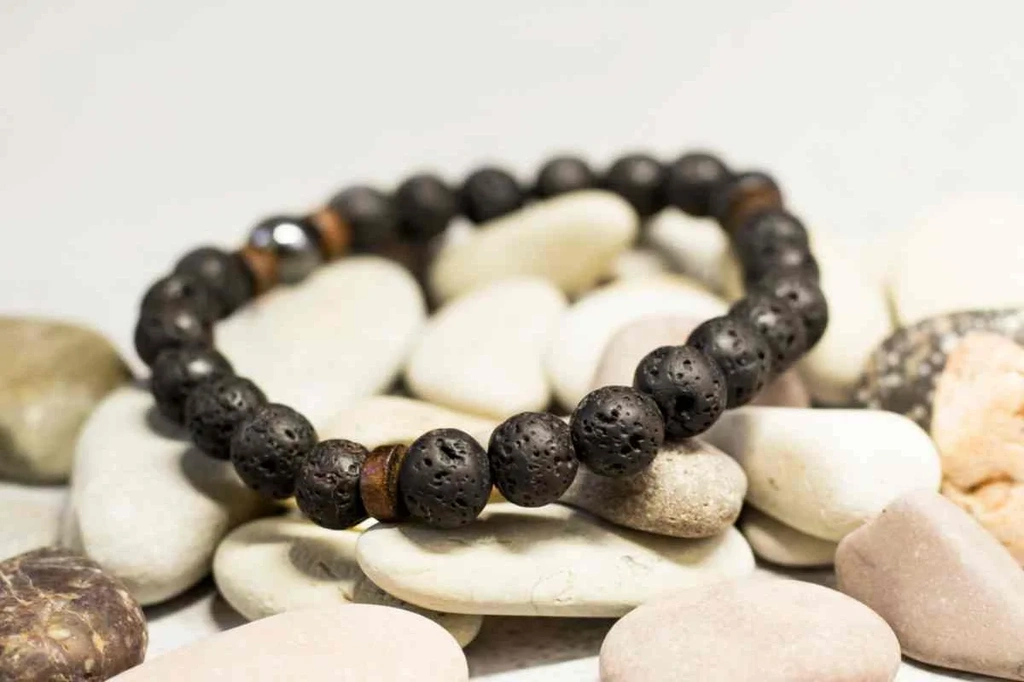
[488,412,578,507]
[731,210,809,263]
[399,428,492,529]
[141,272,218,322]
[710,171,783,232]
[150,345,234,425]
[534,155,597,198]
[687,316,773,408]
[663,152,732,216]
[729,292,808,373]
[569,386,665,477]
[328,185,400,250]
[602,153,666,217]
[633,345,727,439]
[184,375,267,459]
[395,173,459,242]
[754,271,829,349]
[741,241,820,285]
[460,167,524,223]
[134,304,213,366]
[174,246,253,316]
[295,439,369,530]
[230,403,317,499]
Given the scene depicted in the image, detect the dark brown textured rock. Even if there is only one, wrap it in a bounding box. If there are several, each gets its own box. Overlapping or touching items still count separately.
[0,548,147,681]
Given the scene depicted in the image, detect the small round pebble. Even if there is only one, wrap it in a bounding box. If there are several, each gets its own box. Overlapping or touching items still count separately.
[633,345,727,439]
[710,171,783,231]
[753,271,829,349]
[570,385,665,477]
[488,412,579,507]
[134,304,213,366]
[602,153,666,217]
[663,152,732,217]
[295,439,369,530]
[174,246,254,316]
[230,403,318,499]
[141,272,218,322]
[687,316,773,407]
[730,292,808,373]
[395,173,459,242]
[399,428,492,528]
[460,167,524,223]
[184,375,267,459]
[328,185,400,250]
[150,345,234,425]
[534,155,597,198]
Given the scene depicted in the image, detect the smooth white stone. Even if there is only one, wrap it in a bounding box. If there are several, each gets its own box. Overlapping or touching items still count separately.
[356,503,754,617]
[63,385,271,605]
[605,248,670,281]
[429,191,638,303]
[0,482,64,560]
[405,278,567,419]
[319,396,499,449]
[545,278,728,409]
[739,507,837,567]
[645,208,730,293]
[889,192,1024,325]
[218,256,425,426]
[706,407,941,542]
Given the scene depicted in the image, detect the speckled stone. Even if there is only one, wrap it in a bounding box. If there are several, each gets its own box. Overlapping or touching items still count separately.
[853,309,1024,428]
[0,548,147,681]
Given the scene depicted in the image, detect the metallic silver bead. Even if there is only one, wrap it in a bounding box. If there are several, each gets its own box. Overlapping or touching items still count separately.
[248,216,322,284]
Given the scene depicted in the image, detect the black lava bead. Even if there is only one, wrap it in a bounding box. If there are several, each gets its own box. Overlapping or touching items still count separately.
[460,167,524,223]
[534,156,597,198]
[150,346,234,425]
[602,153,666,217]
[328,185,400,250]
[754,272,829,350]
[488,412,578,507]
[184,376,267,459]
[710,171,783,232]
[140,273,218,322]
[295,439,369,530]
[174,247,253,317]
[687,316,773,407]
[663,152,732,217]
[569,386,665,477]
[134,304,213,367]
[399,428,492,529]
[633,345,727,439]
[732,210,809,261]
[730,292,808,373]
[230,403,317,499]
[742,241,820,285]
[395,173,458,242]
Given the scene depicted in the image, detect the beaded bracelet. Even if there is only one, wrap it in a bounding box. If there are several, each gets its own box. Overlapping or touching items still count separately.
[133,151,827,531]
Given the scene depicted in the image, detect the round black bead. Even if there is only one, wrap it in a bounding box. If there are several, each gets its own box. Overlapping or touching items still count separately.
[569,386,665,477]
[395,173,458,242]
[488,412,578,507]
[134,304,213,367]
[150,346,234,425]
[184,376,267,459]
[732,210,809,259]
[140,273,218,322]
[633,346,727,439]
[534,156,597,198]
[710,171,783,231]
[399,428,492,529]
[687,316,773,408]
[174,247,253,317]
[328,185,399,250]
[663,152,732,216]
[730,293,809,373]
[295,439,369,530]
[754,272,829,350]
[602,153,666,217]
[230,403,317,499]
[742,241,820,285]
[460,167,524,223]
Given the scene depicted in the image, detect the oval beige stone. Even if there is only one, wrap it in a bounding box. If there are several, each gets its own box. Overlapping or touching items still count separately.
[740,508,837,568]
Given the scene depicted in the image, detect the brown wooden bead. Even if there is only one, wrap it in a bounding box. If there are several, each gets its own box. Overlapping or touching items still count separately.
[360,443,409,522]
[308,206,352,260]
[237,245,279,295]
[712,172,783,233]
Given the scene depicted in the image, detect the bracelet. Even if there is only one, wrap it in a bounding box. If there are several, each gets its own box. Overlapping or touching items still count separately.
[132,151,828,531]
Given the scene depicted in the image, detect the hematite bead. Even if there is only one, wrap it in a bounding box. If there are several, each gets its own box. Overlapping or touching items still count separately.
[534,156,596,198]
[730,292,808,373]
[570,386,665,477]
[295,439,369,530]
[328,185,399,250]
[140,273,218,322]
[602,153,666,217]
[460,167,524,224]
[711,171,783,232]
[184,375,267,459]
[754,272,829,350]
[230,403,317,499]
[742,241,820,285]
[663,152,732,216]
[687,316,773,408]
[173,247,253,317]
[134,304,213,366]
[248,216,323,285]
[633,345,727,439]
[395,173,458,242]
[150,346,234,425]
[399,428,491,529]
[488,412,578,507]
[361,443,409,522]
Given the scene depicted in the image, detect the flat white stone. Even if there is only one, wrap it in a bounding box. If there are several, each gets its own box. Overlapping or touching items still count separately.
[429,191,638,303]
[356,503,754,617]
[706,407,941,541]
[739,507,837,567]
[644,208,730,293]
[0,481,64,560]
[405,278,567,419]
[319,396,499,449]
[605,248,670,281]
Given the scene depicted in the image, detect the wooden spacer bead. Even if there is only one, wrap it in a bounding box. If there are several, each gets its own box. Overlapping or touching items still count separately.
[308,206,352,260]
[717,174,784,233]
[237,245,280,295]
[360,443,409,522]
